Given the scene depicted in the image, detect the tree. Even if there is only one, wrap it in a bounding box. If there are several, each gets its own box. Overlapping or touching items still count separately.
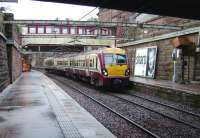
[87,17,98,21]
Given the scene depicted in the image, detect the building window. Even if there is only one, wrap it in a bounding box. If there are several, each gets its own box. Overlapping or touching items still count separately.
[54,27,60,34]
[62,27,68,34]
[70,27,76,35]
[86,29,91,35]
[94,29,98,35]
[102,29,108,35]
[78,28,84,35]
[22,27,28,35]
[38,27,44,34]
[29,27,36,34]
[46,26,53,34]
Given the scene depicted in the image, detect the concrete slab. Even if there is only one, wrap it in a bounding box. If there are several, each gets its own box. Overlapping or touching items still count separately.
[0,72,63,138]
[42,72,116,138]
[0,70,116,138]
[130,77,200,95]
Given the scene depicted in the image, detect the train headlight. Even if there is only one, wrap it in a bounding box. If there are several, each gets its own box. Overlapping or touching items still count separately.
[102,69,108,76]
[125,69,130,76]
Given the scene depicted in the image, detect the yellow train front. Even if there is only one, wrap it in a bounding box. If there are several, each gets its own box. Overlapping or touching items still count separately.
[97,48,130,87]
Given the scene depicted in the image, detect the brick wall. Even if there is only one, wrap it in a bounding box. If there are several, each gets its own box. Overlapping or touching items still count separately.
[4,13,22,83]
[124,34,197,81]
[12,47,22,82]
[195,53,200,80]
[0,36,9,92]
[98,9,200,41]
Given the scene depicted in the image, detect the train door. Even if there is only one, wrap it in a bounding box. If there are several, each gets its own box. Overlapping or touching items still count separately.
[85,55,90,77]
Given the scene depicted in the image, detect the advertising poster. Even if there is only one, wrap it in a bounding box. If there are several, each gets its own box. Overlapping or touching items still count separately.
[134,48,147,77]
[134,46,157,78]
[146,47,157,78]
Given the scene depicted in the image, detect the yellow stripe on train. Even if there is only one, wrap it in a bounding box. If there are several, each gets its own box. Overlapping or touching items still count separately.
[106,64,128,77]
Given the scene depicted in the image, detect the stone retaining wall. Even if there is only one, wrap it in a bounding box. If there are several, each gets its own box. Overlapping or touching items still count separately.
[0,36,9,92]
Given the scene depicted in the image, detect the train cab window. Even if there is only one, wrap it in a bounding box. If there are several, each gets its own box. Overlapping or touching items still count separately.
[115,54,126,64]
[104,54,116,65]
[104,54,126,65]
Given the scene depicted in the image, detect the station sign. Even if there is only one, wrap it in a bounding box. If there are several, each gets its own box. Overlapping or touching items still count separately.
[134,46,157,78]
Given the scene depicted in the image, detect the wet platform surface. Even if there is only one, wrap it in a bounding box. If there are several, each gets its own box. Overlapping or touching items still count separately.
[130,77,200,95]
[0,71,115,138]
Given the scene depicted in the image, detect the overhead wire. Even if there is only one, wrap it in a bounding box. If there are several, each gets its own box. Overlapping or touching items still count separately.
[78,7,98,21]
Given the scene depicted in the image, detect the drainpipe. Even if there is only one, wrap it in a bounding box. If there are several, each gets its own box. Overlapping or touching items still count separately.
[193,31,200,80]
[172,48,177,82]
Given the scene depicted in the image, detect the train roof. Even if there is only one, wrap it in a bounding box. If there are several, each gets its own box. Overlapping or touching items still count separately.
[77,47,126,56]
[102,47,125,54]
[44,47,126,61]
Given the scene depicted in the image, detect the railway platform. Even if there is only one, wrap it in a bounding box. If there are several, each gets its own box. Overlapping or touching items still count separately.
[130,77,200,95]
[0,70,116,138]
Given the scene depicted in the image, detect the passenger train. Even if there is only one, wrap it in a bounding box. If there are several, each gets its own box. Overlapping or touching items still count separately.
[44,47,130,87]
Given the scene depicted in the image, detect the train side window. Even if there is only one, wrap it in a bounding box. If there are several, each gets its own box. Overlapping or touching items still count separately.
[78,60,80,67]
[90,59,93,67]
[96,57,98,69]
[93,58,94,68]
[83,60,85,67]
[81,60,84,67]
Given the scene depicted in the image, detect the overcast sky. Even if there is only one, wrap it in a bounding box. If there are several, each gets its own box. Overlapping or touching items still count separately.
[0,0,99,20]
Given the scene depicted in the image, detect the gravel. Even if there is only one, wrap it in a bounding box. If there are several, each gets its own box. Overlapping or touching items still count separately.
[49,74,152,138]
[47,73,200,138]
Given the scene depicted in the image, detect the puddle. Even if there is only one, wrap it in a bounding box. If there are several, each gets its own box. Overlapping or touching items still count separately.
[0,106,24,111]
[133,87,200,109]
[155,91,200,108]
[0,116,6,123]
[30,100,44,106]
[42,111,56,120]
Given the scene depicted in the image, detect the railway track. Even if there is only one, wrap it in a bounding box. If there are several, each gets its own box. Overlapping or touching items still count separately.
[50,74,160,138]
[47,73,200,137]
[108,93,200,130]
[128,93,200,118]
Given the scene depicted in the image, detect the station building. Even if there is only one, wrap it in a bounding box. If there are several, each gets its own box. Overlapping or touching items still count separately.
[98,9,200,83]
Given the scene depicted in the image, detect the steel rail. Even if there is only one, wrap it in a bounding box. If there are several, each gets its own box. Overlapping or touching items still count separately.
[109,93,200,130]
[128,93,200,118]
[50,75,160,138]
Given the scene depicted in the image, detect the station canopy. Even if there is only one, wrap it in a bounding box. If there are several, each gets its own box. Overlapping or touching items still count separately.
[36,0,200,20]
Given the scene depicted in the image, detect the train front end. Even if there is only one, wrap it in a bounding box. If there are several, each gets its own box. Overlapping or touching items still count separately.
[101,48,130,87]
